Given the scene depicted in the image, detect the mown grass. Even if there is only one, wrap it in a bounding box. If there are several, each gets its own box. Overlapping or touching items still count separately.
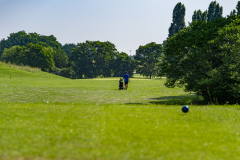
[1,63,240,160]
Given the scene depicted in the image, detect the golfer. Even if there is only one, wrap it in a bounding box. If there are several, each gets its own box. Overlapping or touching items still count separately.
[123,71,130,90]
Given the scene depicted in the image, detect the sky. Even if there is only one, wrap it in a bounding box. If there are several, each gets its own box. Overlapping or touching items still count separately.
[0,0,238,55]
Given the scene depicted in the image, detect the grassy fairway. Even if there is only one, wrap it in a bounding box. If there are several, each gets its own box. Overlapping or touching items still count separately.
[1,64,240,160]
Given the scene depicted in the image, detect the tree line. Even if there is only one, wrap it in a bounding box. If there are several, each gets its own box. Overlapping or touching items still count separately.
[0,31,163,79]
[168,1,240,39]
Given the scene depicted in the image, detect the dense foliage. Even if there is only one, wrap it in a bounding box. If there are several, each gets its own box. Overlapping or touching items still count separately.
[192,10,207,21]
[0,31,67,71]
[168,2,186,38]
[207,1,223,22]
[135,42,163,79]
[192,1,223,22]
[113,52,135,78]
[0,32,135,79]
[237,1,240,15]
[52,49,68,68]
[0,31,62,57]
[229,9,237,17]
[161,16,240,104]
[62,43,77,56]
[229,1,240,17]
[70,41,135,79]
[1,43,55,72]
[192,10,207,22]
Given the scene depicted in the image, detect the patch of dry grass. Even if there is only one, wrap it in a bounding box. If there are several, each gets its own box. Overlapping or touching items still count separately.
[0,62,41,73]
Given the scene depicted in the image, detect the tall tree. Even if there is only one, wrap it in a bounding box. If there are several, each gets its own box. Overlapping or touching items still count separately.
[192,10,208,22]
[134,42,163,79]
[192,10,198,22]
[207,1,223,22]
[213,3,223,20]
[168,2,186,38]
[192,10,203,21]
[229,9,237,17]
[236,1,240,15]
[202,10,208,21]
[207,1,216,21]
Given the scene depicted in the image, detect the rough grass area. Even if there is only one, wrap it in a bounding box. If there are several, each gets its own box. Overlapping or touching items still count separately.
[0,62,41,73]
[1,63,240,160]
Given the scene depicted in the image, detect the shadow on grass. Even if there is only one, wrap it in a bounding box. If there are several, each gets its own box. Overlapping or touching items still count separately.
[125,103,145,105]
[132,77,151,79]
[152,78,163,80]
[132,77,162,80]
[149,96,195,105]
[125,95,198,105]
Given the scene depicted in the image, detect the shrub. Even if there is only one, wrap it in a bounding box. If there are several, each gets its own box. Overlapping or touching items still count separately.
[1,43,55,72]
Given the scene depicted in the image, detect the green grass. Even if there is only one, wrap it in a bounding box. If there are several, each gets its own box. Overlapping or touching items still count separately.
[1,63,240,159]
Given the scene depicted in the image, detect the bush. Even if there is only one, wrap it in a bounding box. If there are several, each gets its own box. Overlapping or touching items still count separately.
[60,67,76,79]
[1,43,55,72]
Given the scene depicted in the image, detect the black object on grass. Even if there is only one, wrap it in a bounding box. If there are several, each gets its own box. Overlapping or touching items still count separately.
[182,105,189,113]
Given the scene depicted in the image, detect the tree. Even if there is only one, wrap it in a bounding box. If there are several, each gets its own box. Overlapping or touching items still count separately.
[192,10,208,22]
[213,3,223,20]
[168,2,186,38]
[161,16,240,104]
[202,11,208,21]
[90,41,118,77]
[62,43,77,56]
[70,42,96,79]
[135,42,163,79]
[0,31,62,57]
[52,49,68,68]
[113,52,135,77]
[228,2,240,17]
[229,9,237,17]
[237,1,240,15]
[60,67,76,79]
[1,46,20,63]
[207,1,223,22]
[70,41,125,79]
[1,43,55,72]
[192,10,203,22]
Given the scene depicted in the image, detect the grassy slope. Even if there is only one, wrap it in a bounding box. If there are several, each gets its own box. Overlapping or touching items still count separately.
[0,64,194,105]
[0,64,240,160]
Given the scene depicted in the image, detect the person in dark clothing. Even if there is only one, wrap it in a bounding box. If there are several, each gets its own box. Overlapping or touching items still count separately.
[123,71,130,90]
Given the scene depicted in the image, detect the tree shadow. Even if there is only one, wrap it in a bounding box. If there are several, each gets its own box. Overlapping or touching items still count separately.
[152,78,163,80]
[125,95,198,105]
[149,96,195,105]
[132,77,162,80]
[132,77,151,79]
[125,103,145,105]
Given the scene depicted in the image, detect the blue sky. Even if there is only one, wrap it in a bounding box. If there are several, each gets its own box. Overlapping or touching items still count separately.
[0,0,238,55]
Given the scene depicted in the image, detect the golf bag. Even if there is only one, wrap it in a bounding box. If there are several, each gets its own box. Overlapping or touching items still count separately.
[119,78,124,90]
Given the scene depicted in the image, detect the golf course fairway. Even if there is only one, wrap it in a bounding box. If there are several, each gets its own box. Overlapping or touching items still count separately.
[0,63,240,160]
